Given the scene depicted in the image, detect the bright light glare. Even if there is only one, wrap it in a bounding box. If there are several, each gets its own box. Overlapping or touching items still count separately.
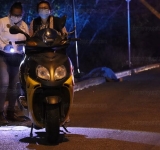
[10,48,15,53]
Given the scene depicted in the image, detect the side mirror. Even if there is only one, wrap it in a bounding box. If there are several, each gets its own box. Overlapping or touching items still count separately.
[9,25,30,40]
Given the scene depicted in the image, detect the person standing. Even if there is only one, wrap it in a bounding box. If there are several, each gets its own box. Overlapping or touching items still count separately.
[0,1,29,125]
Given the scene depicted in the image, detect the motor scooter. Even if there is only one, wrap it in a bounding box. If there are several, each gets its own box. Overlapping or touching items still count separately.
[9,16,78,144]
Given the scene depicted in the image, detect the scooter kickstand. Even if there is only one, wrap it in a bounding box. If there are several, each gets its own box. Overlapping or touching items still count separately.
[62,124,70,133]
[30,123,34,137]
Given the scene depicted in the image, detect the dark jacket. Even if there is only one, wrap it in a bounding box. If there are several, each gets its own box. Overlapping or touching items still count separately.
[33,15,66,33]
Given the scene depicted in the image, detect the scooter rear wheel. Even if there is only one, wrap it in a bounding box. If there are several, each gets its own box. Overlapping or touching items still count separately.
[45,104,60,144]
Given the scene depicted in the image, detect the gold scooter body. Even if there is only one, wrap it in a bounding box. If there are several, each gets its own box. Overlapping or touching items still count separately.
[20,50,74,127]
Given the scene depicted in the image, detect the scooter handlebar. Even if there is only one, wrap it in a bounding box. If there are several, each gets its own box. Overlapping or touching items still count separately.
[68,38,81,41]
[15,41,26,44]
[14,38,81,46]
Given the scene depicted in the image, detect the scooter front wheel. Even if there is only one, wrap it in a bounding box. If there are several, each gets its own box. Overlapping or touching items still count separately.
[45,103,60,144]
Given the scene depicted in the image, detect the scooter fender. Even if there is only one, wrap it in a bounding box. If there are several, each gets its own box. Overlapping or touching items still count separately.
[61,75,74,124]
[25,75,43,127]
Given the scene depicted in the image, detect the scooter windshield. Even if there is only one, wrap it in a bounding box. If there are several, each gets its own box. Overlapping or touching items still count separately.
[31,28,63,47]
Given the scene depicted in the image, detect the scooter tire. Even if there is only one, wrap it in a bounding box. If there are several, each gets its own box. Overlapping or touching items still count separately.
[45,104,60,144]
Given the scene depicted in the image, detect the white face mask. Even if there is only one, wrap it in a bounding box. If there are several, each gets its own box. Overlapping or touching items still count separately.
[38,9,50,19]
[10,16,22,24]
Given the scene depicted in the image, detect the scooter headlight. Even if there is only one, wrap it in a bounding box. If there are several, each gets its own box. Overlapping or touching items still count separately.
[54,65,66,80]
[36,65,50,80]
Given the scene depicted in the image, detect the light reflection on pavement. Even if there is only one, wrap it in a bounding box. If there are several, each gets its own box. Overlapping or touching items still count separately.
[1,126,160,146]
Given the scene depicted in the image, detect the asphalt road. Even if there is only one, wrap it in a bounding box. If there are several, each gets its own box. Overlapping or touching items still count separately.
[1,68,160,150]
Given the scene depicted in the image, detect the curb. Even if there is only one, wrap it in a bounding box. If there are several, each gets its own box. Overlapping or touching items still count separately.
[74,63,160,92]
[115,63,160,79]
[74,77,106,92]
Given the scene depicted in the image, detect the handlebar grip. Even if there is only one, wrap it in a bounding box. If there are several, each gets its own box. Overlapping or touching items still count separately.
[15,41,26,44]
[69,38,81,41]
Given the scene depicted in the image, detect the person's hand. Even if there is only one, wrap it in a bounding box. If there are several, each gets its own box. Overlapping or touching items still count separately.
[3,44,14,52]
[17,45,24,53]
[61,28,68,40]
[61,27,68,35]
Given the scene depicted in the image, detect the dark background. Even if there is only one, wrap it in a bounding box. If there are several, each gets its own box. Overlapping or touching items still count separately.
[1,0,160,73]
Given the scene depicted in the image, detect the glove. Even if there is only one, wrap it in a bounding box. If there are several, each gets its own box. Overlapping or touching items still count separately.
[3,44,14,52]
[17,45,24,53]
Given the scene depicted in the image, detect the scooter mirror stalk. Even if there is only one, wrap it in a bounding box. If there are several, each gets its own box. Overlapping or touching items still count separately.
[9,25,30,40]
